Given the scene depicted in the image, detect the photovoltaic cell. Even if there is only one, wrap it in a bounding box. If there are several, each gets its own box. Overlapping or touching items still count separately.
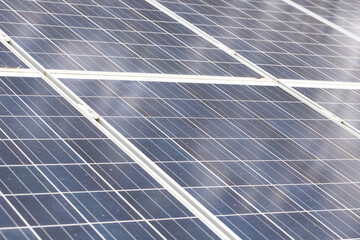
[0,42,28,69]
[0,0,258,77]
[295,87,360,131]
[0,228,37,240]
[293,0,360,38]
[157,0,360,82]
[61,78,360,239]
[0,76,220,240]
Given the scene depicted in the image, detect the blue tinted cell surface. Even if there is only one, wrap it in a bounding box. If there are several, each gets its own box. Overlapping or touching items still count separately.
[61,78,360,239]
[0,0,258,77]
[296,87,360,133]
[0,76,218,239]
[293,0,360,38]
[157,0,360,82]
[0,42,28,69]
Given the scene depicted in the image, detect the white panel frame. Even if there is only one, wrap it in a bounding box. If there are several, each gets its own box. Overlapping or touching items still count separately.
[50,69,275,85]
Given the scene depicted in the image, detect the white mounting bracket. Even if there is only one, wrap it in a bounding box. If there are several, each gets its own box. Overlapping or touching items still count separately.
[0,30,11,43]
[79,104,100,121]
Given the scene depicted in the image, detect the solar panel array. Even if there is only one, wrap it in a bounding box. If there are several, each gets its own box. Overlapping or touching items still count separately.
[1,0,360,239]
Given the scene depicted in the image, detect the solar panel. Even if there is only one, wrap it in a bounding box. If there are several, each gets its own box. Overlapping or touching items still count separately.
[0,42,28,69]
[157,0,360,82]
[0,0,258,77]
[0,76,223,239]
[60,78,360,239]
[296,87,360,131]
[291,0,360,38]
[1,0,360,239]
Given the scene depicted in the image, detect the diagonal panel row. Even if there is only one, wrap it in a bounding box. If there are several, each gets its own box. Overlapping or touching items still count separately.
[157,0,360,82]
[0,75,221,240]
[62,78,360,239]
[0,0,258,77]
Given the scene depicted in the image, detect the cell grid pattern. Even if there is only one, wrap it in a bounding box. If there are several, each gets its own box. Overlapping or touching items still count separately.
[0,76,220,240]
[0,0,258,77]
[293,0,360,38]
[158,0,360,82]
[61,78,360,240]
[296,87,360,132]
[1,0,360,239]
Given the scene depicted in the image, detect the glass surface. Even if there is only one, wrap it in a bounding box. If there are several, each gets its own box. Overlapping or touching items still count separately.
[0,42,28,69]
[1,0,360,238]
[62,78,360,239]
[0,0,258,77]
[0,76,217,239]
[293,0,360,38]
[296,87,360,132]
[158,0,360,82]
